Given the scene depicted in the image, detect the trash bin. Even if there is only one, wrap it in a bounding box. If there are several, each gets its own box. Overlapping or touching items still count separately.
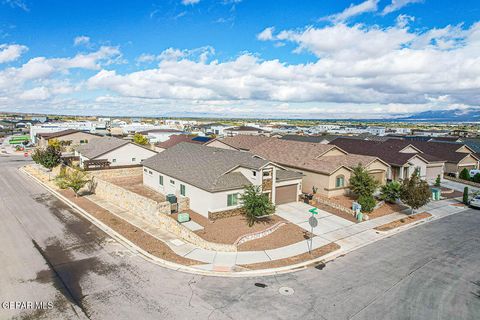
[432,188,441,201]
[177,212,190,223]
[356,211,363,222]
[166,194,177,204]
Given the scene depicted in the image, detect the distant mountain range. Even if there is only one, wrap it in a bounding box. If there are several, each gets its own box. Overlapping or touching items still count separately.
[397,108,480,122]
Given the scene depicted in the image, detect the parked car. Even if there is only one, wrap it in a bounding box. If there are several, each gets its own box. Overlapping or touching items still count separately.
[469,195,480,209]
[469,169,480,177]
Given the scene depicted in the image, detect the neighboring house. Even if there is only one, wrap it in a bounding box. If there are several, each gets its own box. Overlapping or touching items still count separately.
[142,143,303,218]
[280,134,339,144]
[249,139,389,198]
[36,129,100,151]
[224,126,269,137]
[155,134,212,152]
[205,135,272,151]
[330,138,447,182]
[137,129,184,143]
[75,137,157,169]
[198,123,231,136]
[405,140,479,175]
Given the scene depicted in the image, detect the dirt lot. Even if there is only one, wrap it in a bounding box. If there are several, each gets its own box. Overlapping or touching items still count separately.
[59,189,199,266]
[439,187,463,199]
[239,242,340,270]
[176,211,309,251]
[328,194,408,220]
[374,212,432,232]
[312,200,358,223]
[105,175,166,202]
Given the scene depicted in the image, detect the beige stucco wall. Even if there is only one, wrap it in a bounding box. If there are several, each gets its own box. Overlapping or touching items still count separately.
[39,132,99,151]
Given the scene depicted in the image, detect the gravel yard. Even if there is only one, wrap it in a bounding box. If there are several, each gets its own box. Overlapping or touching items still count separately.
[174,210,309,251]
[104,175,166,202]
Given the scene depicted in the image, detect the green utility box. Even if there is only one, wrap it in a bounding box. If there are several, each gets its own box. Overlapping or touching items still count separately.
[432,188,441,201]
[177,212,190,223]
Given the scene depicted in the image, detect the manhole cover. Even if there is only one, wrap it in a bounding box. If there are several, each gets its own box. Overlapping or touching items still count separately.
[278,287,294,296]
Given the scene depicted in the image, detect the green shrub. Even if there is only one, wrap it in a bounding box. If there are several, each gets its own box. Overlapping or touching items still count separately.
[240,185,275,227]
[463,186,469,204]
[358,194,376,213]
[379,181,402,203]
[459,168,470,180]
[349,164,380,198]
[473,173,480,184]
[434,175,441,187]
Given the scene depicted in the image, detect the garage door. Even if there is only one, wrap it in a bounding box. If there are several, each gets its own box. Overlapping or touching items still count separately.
[275,184,297,205]
[369,171,384,184]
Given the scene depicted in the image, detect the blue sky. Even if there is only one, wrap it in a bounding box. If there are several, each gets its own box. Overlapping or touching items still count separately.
[0,0,479,118]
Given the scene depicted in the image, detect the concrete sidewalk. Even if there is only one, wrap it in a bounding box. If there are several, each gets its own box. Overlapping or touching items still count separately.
[86,194,468,272]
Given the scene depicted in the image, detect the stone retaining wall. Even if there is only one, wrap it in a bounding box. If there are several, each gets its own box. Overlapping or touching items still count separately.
[25,164,235,252]
[234,221,286,246]
[315,196,355,216]
[90,167,143,179]
[208,207,245,221]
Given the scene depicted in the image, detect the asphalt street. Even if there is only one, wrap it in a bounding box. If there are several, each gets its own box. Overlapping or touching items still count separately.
[0,155,479,320]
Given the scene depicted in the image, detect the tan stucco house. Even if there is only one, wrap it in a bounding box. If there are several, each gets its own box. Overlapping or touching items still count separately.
[36,129,100,151]
[208,136,390,198]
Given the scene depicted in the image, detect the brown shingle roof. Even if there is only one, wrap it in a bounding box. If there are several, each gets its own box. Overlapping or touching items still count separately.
[156,134,207,149]
[330,138,446,166]
[36,129,97,140]
[224,126,267,132]
[250,139,379,174]
[219,135,272,151]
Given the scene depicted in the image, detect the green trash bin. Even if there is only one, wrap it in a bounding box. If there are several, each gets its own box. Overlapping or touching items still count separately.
[432,188,441,201]
[177,212,190,223]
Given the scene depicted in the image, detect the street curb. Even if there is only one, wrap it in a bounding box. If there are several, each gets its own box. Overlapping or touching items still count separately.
[18,165,469,278]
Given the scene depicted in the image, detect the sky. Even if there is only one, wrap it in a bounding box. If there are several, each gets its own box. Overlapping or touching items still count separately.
[0,0,479,119]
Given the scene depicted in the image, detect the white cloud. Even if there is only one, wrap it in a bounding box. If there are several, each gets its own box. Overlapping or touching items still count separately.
[73,35,91,46]
[181,0,200,5]
[2,21,480,117]
[18,87,50,100]
[382,0,423,15]
[3,0,29,11]
[0,44,28,63]
[257,27,275,41]
[396,14,415,28]
[324,0,379,23]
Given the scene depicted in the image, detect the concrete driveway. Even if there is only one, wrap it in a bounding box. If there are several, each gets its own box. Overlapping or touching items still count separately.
[276,202,354,235]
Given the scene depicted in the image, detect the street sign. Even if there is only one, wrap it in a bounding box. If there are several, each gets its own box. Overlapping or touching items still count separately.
[309,215,318,228]
[309,208,318,215]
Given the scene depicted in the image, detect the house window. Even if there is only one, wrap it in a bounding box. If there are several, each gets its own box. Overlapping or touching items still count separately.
[132,158,136,162]
[144,168,147,172]
[180,184,186,196]
[252,171,257,177]
[148,170,152,175]
[335,175,345,188]
[159,175,163,186]
[227,193,239,206]
[170,179,175,185]
[263,170,271,177]
[112,159,116,163]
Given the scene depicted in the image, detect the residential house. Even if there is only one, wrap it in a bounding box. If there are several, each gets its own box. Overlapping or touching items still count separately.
[330,138,447,182]
[142,143,303,218]
[209,135,390,198]
[75,137,157,170]
[249,139,389,197]
[224,126,269,137]
[155,134,212,152]
[36,129,100,151]
[137,129,185,144]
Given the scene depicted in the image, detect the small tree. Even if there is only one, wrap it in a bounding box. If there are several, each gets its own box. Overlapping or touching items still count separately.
[56,167,91,197]
[133,133,149,145]
[358,194,376,213]
[459,168,470,181]
[463,186,469,204]
[349,164,380,198]
[379,181,402,203]
[240,185,275,227]
[434,175,441,187]
[48,138,62,150]
[400,170,431,214]
[31,146,62,179]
